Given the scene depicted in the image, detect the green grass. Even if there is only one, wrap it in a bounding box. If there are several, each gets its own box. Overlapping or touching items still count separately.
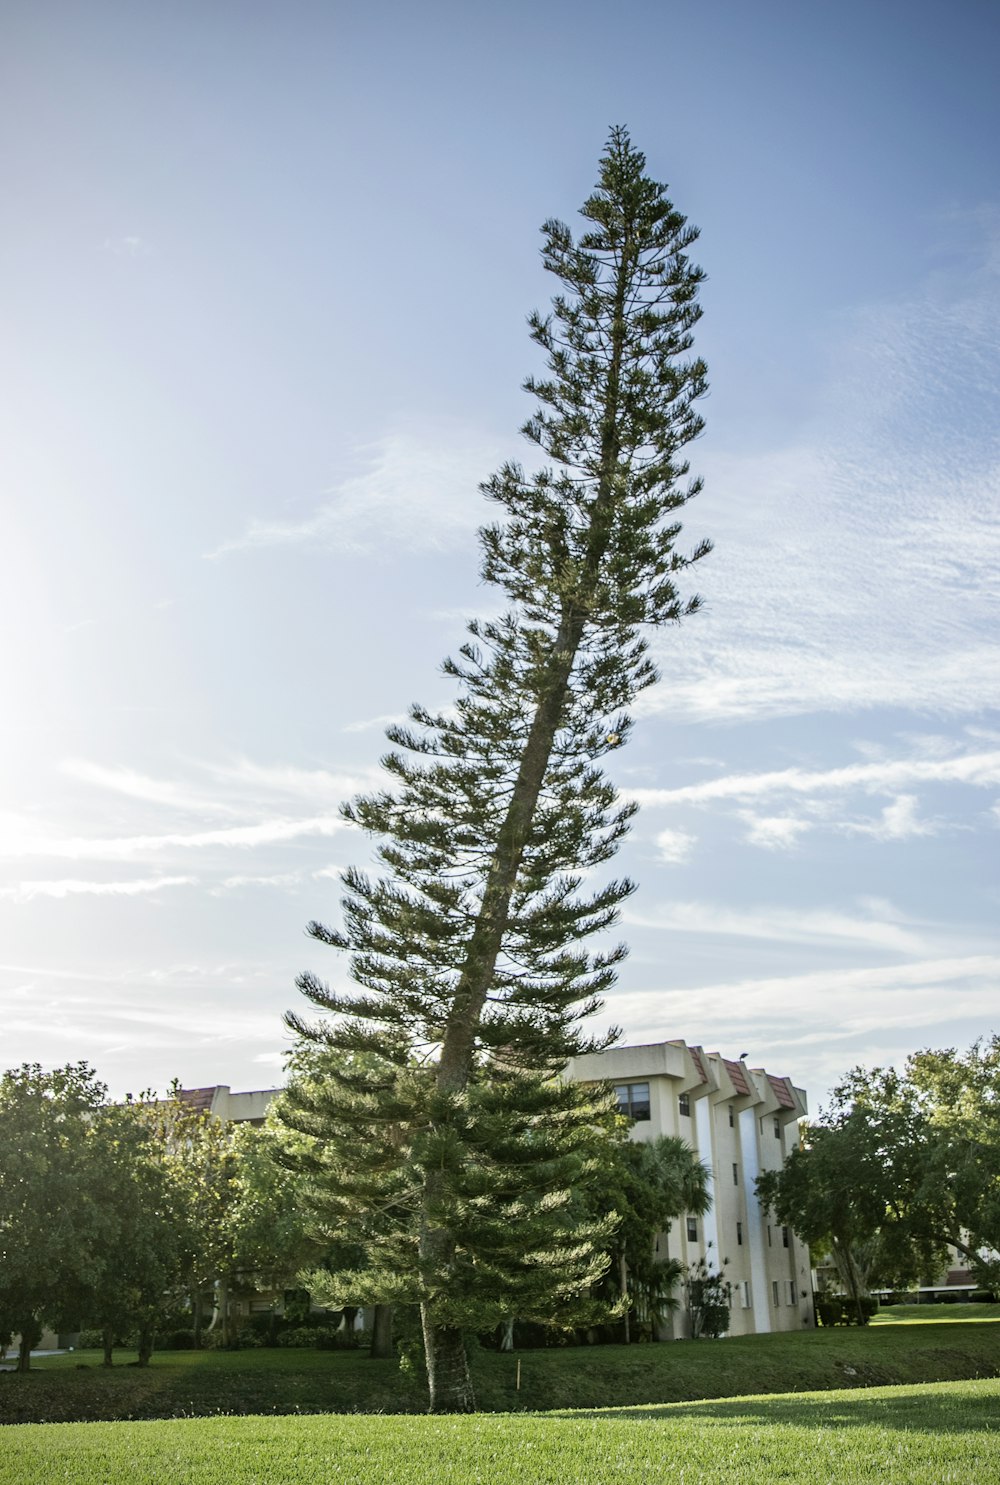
[1,1379,997,1483]
[872,1302,1000,1324]
[3,1315,999,1426]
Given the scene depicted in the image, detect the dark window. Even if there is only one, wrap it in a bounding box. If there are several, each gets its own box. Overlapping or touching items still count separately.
[789,1281,797,1305]
[728,1105,735,1127]
[772,1280,780,1306]
[614,1082,650,1121]
[782,1225,790,1249]
[686,1217,698,1242]
[767,1225,772,1247]
[774,1116,782,1138]
[678,1091,690,1116]
[732,1162,739,1185]
[736,1221,743,1246]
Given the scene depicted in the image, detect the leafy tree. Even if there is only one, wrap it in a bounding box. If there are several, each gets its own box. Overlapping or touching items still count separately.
[82,1097,183,1366]
[756,1045,1000,1318]
[686,1253,733,1339]
[906,1036,1000,1289]
[284,127,710,1411]
[591,1134,710,1341]
[0,1063,108,1370]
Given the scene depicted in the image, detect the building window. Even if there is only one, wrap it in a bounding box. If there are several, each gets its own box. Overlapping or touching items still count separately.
[789,1281,797,1306]
[614,1082,650,1121]
[740,1281,751,1309]
[782,1225,790,1248]
[686,1217,698,1242]
[678,1091,690,1116]
[767,1224,772,1247]
[732,1162,739,1185]
[774,1116,782,1138]
[728,1104,735,1127]
[736,1221,743,1246]
[772,1280,780,1306]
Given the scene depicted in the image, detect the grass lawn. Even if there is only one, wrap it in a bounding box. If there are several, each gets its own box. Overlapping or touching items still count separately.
[872,1302,1000,1324]
[3,1312,999,1425]
[0,1378,997,1484]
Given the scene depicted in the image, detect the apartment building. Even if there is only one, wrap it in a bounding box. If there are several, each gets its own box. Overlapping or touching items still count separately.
[566,1039,813,1337]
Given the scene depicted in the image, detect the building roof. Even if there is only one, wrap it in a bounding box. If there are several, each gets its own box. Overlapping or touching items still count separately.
[722,1058,751,1096]
[767,1074,796,1110]
[177,1087,218,1115]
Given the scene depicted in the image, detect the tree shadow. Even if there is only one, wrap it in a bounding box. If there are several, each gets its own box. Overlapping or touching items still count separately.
[546,1381,999,1435]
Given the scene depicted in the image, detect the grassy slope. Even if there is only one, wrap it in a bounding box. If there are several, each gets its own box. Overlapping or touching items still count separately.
[1,1379,998,1485]
[3,1314,999,1425]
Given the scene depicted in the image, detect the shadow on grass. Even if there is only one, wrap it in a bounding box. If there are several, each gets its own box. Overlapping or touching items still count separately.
[547,1381,1000,1435]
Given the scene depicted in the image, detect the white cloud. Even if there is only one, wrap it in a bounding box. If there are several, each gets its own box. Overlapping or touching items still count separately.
[207,429,499,559]
[737,811,813,851]
[59,759,240,816]
[622,899,927,955]
[654,827,696,864]
[0,815,347,863]
[0,875,195,904]
[597,954,1000,1098]
[629,748,1000,809]
[101,235,148,257]
[341,712,408,735]
[843,794,940,842]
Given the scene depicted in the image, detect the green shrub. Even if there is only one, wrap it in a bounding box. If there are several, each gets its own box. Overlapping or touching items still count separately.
[814,1295,878,1327]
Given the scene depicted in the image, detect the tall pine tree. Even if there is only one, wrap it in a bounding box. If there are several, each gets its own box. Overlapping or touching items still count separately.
[281,128,710,1412]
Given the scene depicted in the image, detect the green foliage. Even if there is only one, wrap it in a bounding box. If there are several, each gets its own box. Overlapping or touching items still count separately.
[6,1332,1000,1432]
[0,1063,111,1368]
[757,1036,1000,1312]
[815,1295,879,1327]
[686,1253,733,1339]
[283,128,710,1411]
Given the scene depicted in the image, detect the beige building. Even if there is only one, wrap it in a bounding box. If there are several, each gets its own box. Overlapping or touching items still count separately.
[177,1046,812,1340]
[567,1040,813,1337]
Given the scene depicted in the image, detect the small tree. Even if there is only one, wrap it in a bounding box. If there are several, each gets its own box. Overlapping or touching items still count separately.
[686,1252,732,1339]
[590,1134,710,1341]
[284,128,710,1411]
[0,1064,108,1370]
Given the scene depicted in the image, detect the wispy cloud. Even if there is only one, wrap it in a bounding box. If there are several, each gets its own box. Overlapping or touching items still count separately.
[101,235,148,257]
[737,812,813,851]
[629,748,1000,808]
[654,827,696,864]
[207,429,500,560]
[635,226,1000,725]
[0,875,195,904]
[599,954,1000,1095]
[59,759,240,816]
[341,712,408,735]
[622,899,928,955]
[0,815,347,863]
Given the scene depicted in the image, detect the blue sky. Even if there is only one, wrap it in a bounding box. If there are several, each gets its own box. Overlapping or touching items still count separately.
[2,0,998,1110]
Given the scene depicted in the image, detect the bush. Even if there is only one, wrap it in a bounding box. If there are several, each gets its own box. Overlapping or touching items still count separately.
[162,1330,197,1351]
[814,1294,879,1327]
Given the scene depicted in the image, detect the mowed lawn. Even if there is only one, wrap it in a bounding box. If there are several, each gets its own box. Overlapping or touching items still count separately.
[1,1379,997,1485]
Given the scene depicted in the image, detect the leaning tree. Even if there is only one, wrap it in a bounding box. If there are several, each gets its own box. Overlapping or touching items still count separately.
[282,128,711,1412]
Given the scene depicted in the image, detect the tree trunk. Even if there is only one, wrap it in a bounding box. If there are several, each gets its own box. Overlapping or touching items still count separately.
[136,1321,155,1367]
[619,1253,631,1344]
[420,1309,475,1413]
[499,1317,515,1352]
[370,1303,394,1359]
[192,1290,203,1349]
[218,1277,230,1347]
[102,1326,114,1367]
[16,1320,40,1373]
